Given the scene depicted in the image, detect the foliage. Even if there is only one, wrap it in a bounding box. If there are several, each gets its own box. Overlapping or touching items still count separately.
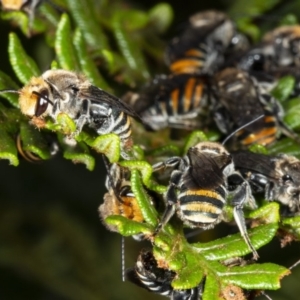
[1,0,300,300]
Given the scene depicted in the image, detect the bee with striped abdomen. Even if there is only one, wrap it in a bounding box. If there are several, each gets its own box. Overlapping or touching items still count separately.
[165,10,249,75]
[126,249,204,300]
[232,150,300,215]
[153,141,259,259]
[126,73,210,131]
[0,70,138,157]
[212,68,299,146]
[238,25,300,72]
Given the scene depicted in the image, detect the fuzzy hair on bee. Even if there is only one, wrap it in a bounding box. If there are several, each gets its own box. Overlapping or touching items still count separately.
[126,250,204,300]
[1,69,140,156]
[99,163,144,233]
[212,67,299,146]
[152,141,259,260]
[232,150,300,214]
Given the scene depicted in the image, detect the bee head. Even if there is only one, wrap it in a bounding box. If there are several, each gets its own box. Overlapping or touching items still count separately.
[19,77,52,118]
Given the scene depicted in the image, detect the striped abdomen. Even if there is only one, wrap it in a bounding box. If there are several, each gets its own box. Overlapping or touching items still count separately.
[237,112,277,146]
[145,76,205,120]
[178,187,226,227]
[169,48,207,74]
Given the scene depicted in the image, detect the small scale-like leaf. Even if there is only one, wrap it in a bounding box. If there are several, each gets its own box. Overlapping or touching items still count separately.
[193,224,278,260]
[89,134,120,163]
[112,12,150,81]
[19,122,52,160]
[0,70,19,108]
[73,29,110,91]
[105,215,152,237]
[130,170,158,226]
[183,131,208,155]
[203,275,222,300]
[0,128,19,166]
[65,0,109,51]
[148,3,173,33]
[55,14,80,70]
[8,32,40,84]
[120,160,153,186]
[220,262,290,290]
[268,137,300,158]
[271,75,295,103]
[249,202,280,224]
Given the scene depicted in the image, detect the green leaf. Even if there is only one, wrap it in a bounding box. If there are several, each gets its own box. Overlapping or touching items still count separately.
[0,128,19,166]
[105,215,153,237]
[148,3,173,33]
[8,32,40,84]
[0,70,19,108]
[271,75,295,103]
[112,12,150,81]
[55,14,80,70]
[130,170,158,227]
[73,28,111,91]
[268,137,300,158]
[183,131,208,155]
[193,224,278,260]
[65,0,109,51]
[19,122,53,160]
[283,97,300,131]
[88,134,121,163]
[220,263,290,290]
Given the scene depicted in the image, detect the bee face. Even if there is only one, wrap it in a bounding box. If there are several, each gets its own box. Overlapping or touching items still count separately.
[239,25,300,72]
[232,151,300,214]
[272,155,300,212]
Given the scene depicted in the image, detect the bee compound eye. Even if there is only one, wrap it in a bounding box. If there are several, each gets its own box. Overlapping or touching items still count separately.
[282,174,293,183]
[33,90,51,117]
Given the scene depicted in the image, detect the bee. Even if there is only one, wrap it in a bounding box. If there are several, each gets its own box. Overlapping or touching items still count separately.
[212,68,299,146]
[153,141,259,260]
[126,249,204,300]
[1,70,139,157]
[238,25,300,72]
[232,150,300,214]
[99,159,159,240]
[99,162,145,237]
[165,10,249,75]
[126,73,210,131]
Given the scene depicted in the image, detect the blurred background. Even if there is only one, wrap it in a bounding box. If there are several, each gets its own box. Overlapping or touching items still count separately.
[1,0,300,299]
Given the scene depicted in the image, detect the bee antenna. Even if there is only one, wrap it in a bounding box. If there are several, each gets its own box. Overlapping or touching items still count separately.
[222,115,264,146]
[121,236,125,282]
[260,291,273,300]
[0,89,20,94]
[289,259,300,270]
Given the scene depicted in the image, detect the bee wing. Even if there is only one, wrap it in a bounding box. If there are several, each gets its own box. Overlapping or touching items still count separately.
[79,85,141,120]
[185,148,227,189]
[232,151,278,180]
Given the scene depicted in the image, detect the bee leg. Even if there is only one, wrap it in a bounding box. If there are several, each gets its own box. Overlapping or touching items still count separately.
[74,99,91,135]
[152,157,182,172]
[154,170,182,235]
[230,175,259,260]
